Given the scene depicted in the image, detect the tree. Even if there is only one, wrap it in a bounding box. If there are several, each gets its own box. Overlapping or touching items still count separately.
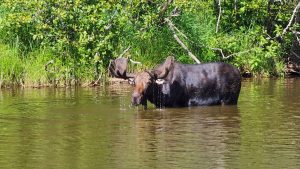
[289,1,300,74]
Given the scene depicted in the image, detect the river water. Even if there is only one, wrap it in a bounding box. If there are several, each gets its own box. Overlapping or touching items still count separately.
[0,78,300,169]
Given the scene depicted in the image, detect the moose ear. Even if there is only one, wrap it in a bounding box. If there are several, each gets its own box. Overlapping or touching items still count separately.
[128,78,135,85]
[155,79,165,85]
[152,56,175,79]
[164,56,175,70]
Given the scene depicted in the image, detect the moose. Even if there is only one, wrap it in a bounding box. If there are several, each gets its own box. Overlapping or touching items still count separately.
[109,56,241,109]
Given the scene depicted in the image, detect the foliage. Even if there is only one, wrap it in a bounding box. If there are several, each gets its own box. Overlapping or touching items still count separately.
[0,0,299,86]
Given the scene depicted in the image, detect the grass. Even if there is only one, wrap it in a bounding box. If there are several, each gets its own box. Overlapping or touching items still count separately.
[23,48,55,87]
[0,43,90,88]
[0,43,24,87]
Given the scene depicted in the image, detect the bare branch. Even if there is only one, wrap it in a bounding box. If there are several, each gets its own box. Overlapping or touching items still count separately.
[289,69,300,75]
[129,59,141,64]
[282,2,300,36]
[165,18,201,63]
[293,30,300,35]
[212,48,254,59]
[92,74,102,86]
[164,14,253,61]
[291,51,300,60]
[45,60,54,71]
[292,30,300,46]
[211,48,225,58]
[171,7,180,17]
[105,10,118,31]
[216,0,222,33]
[172,23,189,40]
[118,47,141,64]
[168,20,254,60]
[159,0,173,18]
[224,49,254,59]
[118,46,131,58]
[234,0,237,11]
[295,34,300,46]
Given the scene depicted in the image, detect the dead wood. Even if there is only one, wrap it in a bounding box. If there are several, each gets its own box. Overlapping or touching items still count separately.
[165,18,201,64]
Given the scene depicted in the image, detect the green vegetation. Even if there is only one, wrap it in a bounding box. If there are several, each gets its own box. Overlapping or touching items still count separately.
[0,0,299,87]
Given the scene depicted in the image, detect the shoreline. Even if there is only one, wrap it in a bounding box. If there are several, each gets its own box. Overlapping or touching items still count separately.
[1,75,300,89]
[0,78,130,89]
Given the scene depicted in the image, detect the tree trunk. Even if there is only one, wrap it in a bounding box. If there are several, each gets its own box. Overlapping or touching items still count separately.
[267,0,275,36]
[289,1,300,73]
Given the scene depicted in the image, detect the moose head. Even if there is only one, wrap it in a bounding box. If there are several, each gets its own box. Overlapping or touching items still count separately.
[109,56,176,108]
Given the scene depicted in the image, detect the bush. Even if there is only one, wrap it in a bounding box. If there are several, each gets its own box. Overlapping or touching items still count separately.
[0,0,297,86]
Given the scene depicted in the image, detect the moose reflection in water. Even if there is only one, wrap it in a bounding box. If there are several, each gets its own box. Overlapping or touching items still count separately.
[130,106,241,168]
[109,56,241,109]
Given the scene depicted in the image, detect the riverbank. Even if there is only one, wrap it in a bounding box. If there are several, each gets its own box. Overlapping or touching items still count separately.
[0,77,130,89]
[0,39,299,89]
[2,75,300,89]
[1,41,298,89]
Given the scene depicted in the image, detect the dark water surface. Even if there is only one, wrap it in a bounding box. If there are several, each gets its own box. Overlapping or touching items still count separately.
[0,78,300,169]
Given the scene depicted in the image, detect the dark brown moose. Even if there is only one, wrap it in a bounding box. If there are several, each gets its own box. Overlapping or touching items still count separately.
[109,56,241,109]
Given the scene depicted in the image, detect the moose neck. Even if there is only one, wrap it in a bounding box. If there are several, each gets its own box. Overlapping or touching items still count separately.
[145,81,169,108]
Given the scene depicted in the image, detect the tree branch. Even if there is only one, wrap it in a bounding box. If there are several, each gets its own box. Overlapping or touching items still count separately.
[165,12,253,61]
[211,48,225,58]
[159,0,173,18]
[118,46,131,58]
[129,59,141,64]
[291,51,300,60]
[282,2,300,36]
[234,0,237,11]
[165,18,201,64]
[172,23,189,40]
[224,49,254,59]
[212,48,254,59]
[44,60,54,71]
[216,0,222,33]
[93,74,102,85]
[117,47,141,64]
[292,30,300,46]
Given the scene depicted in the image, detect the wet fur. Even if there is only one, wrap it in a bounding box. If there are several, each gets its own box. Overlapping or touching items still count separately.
[132,61,241,108]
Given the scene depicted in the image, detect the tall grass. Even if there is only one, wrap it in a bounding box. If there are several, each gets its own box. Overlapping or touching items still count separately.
[22,47,97,87]
[23,48,54,87]
[0,43,95,87]
[0,43,24,87]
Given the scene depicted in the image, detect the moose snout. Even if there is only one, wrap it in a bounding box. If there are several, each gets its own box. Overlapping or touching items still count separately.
[132,92,142,106]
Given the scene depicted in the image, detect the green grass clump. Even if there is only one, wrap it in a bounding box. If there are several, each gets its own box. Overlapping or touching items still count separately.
[23,48,54,87]
[0,43,24,87]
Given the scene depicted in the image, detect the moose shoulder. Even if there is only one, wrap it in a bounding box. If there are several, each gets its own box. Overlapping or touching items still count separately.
[109,56,241,109]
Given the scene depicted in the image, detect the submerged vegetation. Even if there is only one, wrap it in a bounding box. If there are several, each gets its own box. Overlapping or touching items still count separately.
[0,0,300,87]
